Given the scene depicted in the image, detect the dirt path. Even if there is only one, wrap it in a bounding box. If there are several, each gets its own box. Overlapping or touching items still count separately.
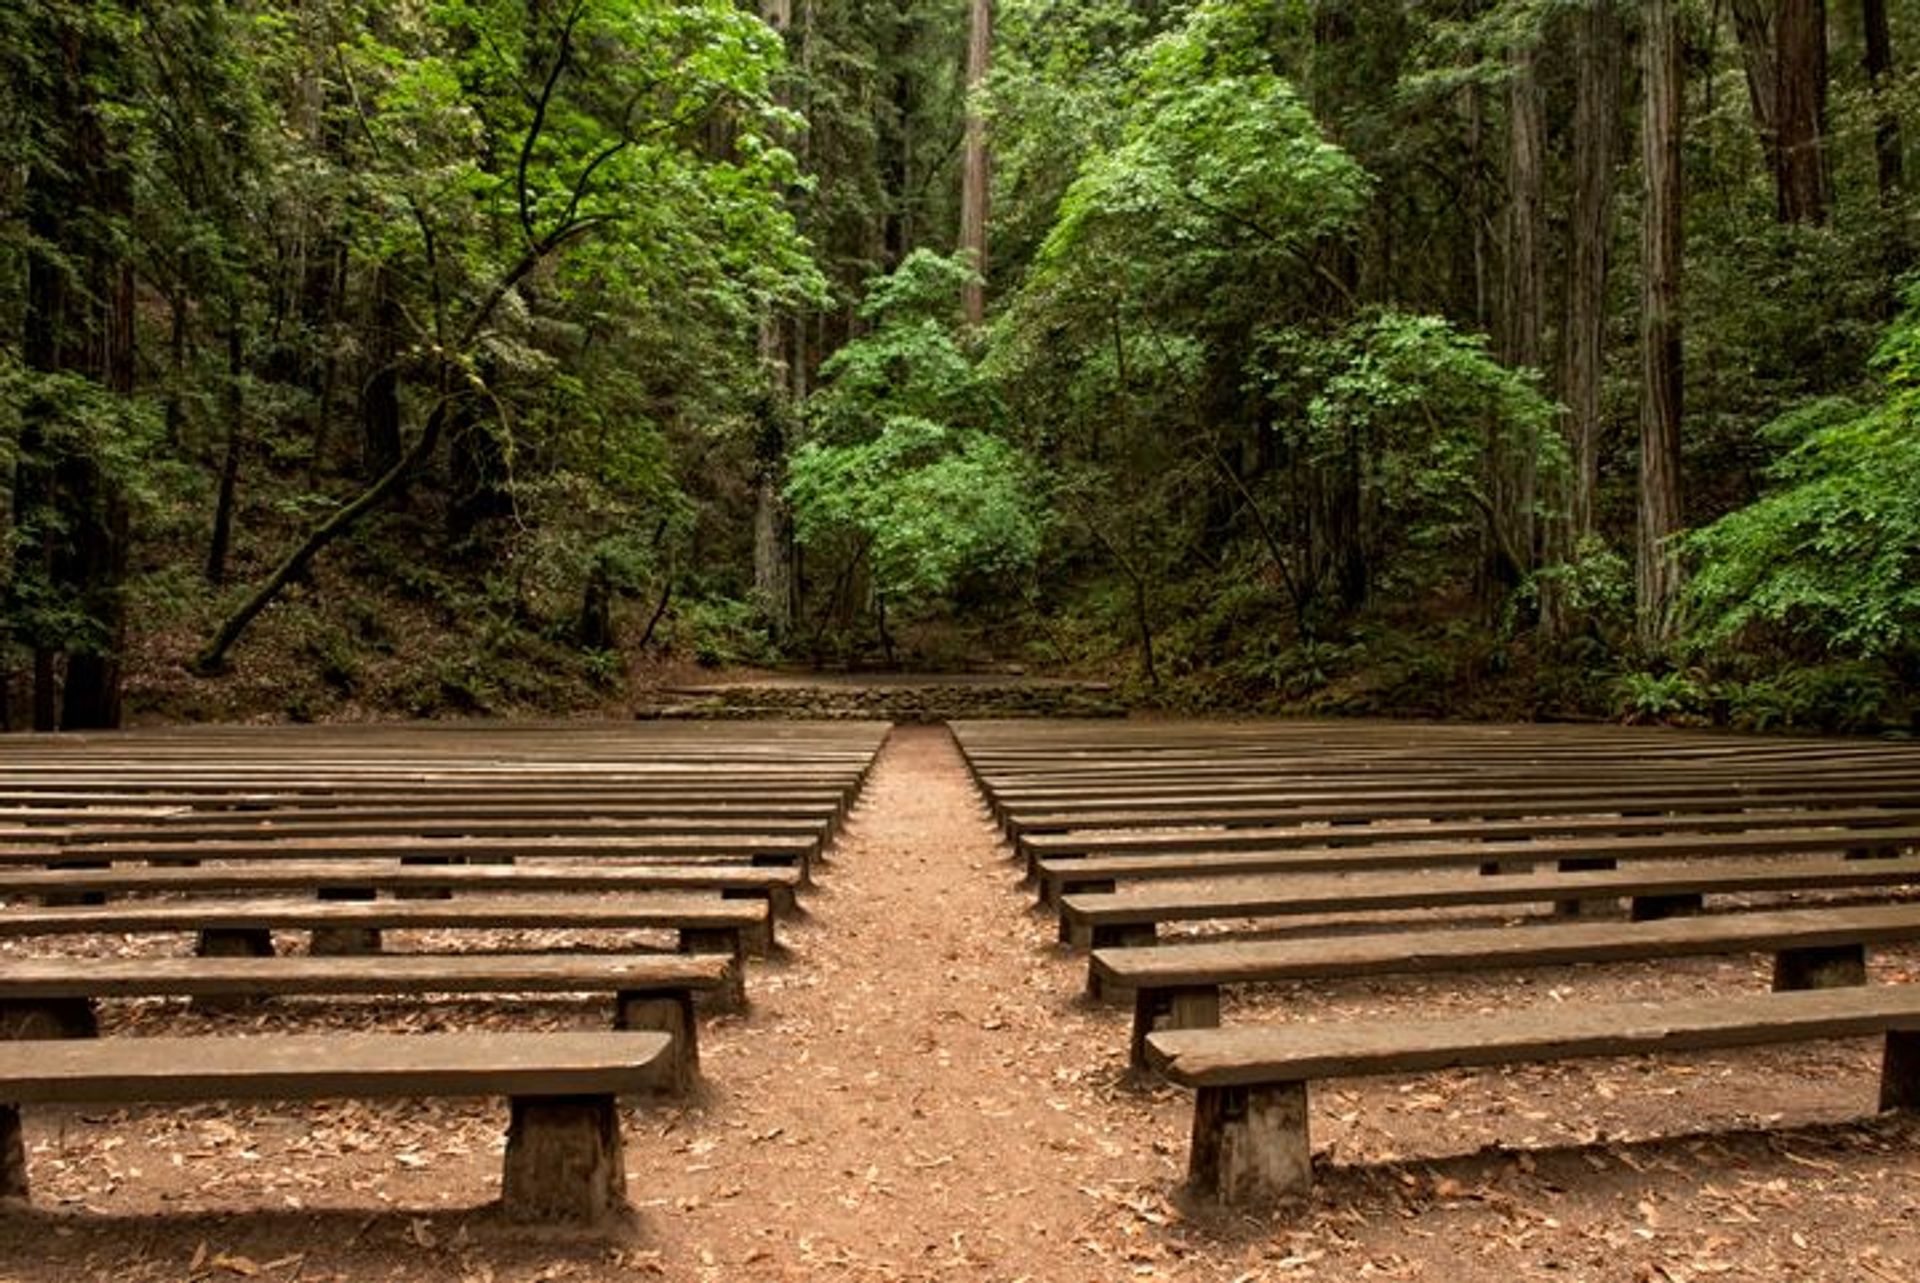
[628,722,1164,1278]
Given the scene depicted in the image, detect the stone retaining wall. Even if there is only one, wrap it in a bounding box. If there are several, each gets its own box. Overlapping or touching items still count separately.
[637,680,1125,722]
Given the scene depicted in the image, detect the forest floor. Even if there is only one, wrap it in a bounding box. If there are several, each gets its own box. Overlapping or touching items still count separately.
[3,724,1920,1281]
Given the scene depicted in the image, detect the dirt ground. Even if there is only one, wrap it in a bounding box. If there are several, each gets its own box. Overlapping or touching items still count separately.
[3,723,1919,1281]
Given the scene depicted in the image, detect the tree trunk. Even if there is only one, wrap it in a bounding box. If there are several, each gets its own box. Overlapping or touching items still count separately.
[362,261,403,475]
[1774,0,1830,224]
[1732,0,1831,224]
[1864,0,1903,208]
[958,0,992,324]
[753,0,799,644]
[883,0,918,266]
[1492,36,1545,611]
[11,9,134,730]
[1562,1,1622,548]
[1639,0,1687,651]
[196,398,454,673]
[752,471,794,643]
[206,319,245,588]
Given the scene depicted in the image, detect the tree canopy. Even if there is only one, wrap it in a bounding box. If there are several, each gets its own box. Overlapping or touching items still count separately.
[4,0,1920,731]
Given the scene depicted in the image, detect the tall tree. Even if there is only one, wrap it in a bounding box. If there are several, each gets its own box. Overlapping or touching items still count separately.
[1639,0,1686,649]
[1560,0,1623,545]
[958,0,992,324]
[1492,33,1545,604]
[8,3,138,729]
[1731,0,1832,224]
[1863,0,1902,204]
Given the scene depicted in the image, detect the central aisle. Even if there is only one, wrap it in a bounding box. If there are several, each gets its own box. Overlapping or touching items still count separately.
[628,722,1173,1277]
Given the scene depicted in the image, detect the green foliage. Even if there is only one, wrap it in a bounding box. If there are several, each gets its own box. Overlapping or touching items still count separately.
[1717,662,1905,736]
[1610,668,1709,725]
[791,253,1049,626]
[1686,286,1920,660]
[1035,10,1369,294]
[1521,534,1634,637]
[788,417,1049,604]
[678,596,773,668]
[809,251,991,443]
[1249,309,1562,610]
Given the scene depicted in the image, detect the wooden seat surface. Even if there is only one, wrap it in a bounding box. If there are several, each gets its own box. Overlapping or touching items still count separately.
[1093,901,1920,989]
[0,859,801,900]
[1059,856,1920,932]
[0,1029,672,1102]
[0,892,766,936]
[1145,984,1920,1086]
[1038,823,1920,892]
[0,833,817,865]
[1020,805,1920,852]
[0,952,733,1000]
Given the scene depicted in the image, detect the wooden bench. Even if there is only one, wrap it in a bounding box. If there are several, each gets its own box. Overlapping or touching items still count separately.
[991,777,1920,829]
[1144,985,1920,1205]
[1099,901,1920,1067]
[1016,803,1920,858]
[1035,823,1920,902]
[0,1029,670,1220]
[0,952,731,1093]
[0,859,804,917]
[51,814,830,844]
[1,832,822,873]
[1057,855,1920,948]
[0,894,766,1003]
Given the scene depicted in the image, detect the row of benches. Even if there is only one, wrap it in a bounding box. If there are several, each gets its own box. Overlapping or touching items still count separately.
[0,718,889,1221]
[951,718,1920,1206]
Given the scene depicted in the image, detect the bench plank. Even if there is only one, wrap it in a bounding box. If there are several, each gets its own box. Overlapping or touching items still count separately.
[1147,984,1920,1086]
[0,1029,670,1103]
[0,833,818,864]
[0,860,801,914]
[1059,856,1920,940]
[0,952,733,1001]
[1020,805,1920,852]
[1040,824,1920,896]
[0,893,765,937]
[1095,901,1920,990]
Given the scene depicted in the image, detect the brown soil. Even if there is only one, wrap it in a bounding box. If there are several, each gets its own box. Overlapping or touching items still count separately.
[3,724,1919,1281]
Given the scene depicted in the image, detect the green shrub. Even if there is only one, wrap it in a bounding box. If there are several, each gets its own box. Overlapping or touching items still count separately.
[1611,669,1710,725]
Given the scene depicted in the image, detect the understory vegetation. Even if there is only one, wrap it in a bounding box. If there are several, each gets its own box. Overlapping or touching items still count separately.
[4,0,1919,730]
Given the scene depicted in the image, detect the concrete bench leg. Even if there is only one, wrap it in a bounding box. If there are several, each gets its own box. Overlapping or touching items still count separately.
[1478,831,1533,877]
[500,1094,625,1223]
[680,929,747,1008]
[1631,892,1705,921]
[312,887,381,956]
[0,1105,24,1201]
[1082,926,1158,996]
[41,861,108,907]
[0,998,97,1041]
[1046,877,1111,911]
[1554,857,1620,917]
[1846,846,1901,860]
[1130,985,1222,1072]
[194,930,275,1011]
[721,890,778,955]
[396,855,456,899]
[1881,1030,1920,1111]
[1773,943,1868,991]
[1189,1081,1311,1205]
[752,852,808,888]
[197,928,274,958]
[616,990,698,1094]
